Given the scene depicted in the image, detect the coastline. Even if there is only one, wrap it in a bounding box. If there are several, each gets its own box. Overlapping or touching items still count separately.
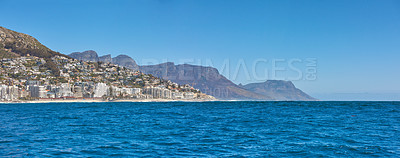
[2,100,396,104]
[0,98,219,103]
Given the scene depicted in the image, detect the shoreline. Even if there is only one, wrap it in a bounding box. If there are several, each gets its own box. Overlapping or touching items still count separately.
[0,99,219,103]
[2,100,395,104]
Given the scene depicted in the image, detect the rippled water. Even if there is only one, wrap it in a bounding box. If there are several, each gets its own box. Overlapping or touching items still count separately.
[0,101,399,157]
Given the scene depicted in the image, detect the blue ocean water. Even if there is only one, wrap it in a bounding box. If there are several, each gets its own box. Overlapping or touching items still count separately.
[0,101,399,157]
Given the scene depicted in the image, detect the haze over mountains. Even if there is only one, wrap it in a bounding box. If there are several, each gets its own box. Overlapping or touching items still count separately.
[0,26,316,100]
[240,80,316,101]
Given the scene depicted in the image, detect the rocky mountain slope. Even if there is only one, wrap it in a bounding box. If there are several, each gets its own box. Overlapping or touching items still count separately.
[139,62,270,100]
[241,80,317,101]
[0,26,70,76]
[67,50,316,100]
[68,51,139,71]
[99,54,112,63]
[69,50,99,62]
[112,55,139,71]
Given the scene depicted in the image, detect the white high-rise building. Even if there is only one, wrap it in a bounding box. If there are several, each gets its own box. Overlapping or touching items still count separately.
[0,85,18,101]
[93,83,109,98]
[59,83,73,97]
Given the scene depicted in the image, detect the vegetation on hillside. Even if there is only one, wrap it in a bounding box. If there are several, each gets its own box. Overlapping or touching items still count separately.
[0,26,71,76]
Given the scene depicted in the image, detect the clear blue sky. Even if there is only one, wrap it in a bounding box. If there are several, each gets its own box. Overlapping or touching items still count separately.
[1,0,400,100]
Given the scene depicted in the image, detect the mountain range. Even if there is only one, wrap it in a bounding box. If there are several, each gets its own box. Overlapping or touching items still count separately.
[0,26,316,101]
[66,50,316,101]
[240,80,316,101]
[69,51,139,71]
[140,62,269,100]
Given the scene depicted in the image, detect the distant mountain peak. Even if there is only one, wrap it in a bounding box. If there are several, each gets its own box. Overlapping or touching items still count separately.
[0,26,68,58]
[139,62,316,100]
[0,26,70,76]
[112,54,139,71]
[69,50,99,62]
[68,51,139,71]
[140,62,269,100]
[99,54,112,63]
[114,54,130,58]
[241,80,317,101]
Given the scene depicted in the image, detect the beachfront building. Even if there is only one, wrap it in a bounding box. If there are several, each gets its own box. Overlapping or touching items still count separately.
[0,55,210,101]
[172,91,184,99]
[183,92,195,99]
[58,83,74,98]
[121,87,141,97]
[94,83,109,98]
[143,86,172,99]
[29,85,47,98]
[0,85,19,101]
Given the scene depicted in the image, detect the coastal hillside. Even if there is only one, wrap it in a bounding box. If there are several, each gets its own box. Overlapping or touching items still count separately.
[0,54,214,101]
[0,27,214,101]
[241,80,317,101]
[0,26,70,76]
[68,51,265,100]
[0,26,316,101]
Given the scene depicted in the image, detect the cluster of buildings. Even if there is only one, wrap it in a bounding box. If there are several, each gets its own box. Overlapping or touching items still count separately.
[143,86,196,99]
[0,55,214,101]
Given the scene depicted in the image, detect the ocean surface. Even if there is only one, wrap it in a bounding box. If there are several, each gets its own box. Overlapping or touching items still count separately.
[0,101,399,157]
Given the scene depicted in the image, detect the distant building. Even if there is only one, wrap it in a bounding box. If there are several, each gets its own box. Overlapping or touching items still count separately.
[172,92,184,99]
[29,85,47,98]
[26,80,40,86]
[183,92,195,99]
[0,85,19,101]
[73,86,83,98]
[58,83,73,97]
[111,86,122,97]
[121,87,141,96]
[94,83,109,98]
[143,87,172,99]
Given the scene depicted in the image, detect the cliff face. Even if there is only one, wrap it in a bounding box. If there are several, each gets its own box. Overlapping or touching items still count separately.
[68,51,139,71]
[69,50,99,62]
[112,55,139,71]
[99,54,112,63]
[140,63,317,100]
[139,62,269,100]
[241,80,317,101]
